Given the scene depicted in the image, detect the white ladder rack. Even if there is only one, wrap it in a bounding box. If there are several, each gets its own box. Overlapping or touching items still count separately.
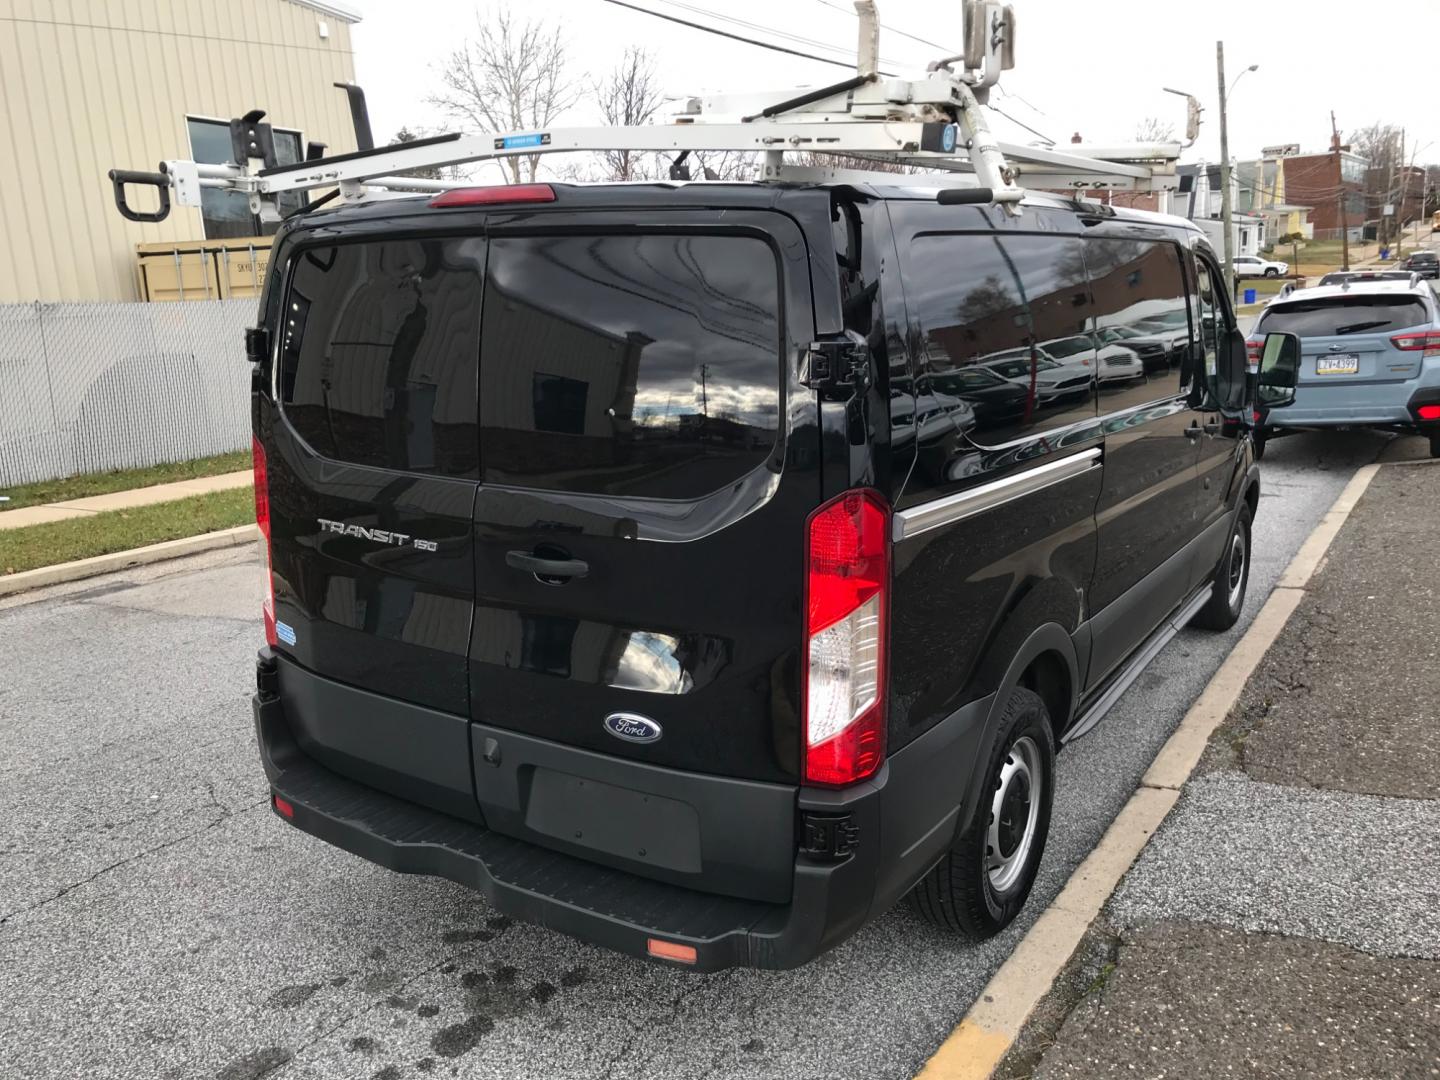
[107,1,1194,225]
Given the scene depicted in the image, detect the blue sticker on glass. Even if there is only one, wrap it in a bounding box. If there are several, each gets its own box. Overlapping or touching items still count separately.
[941,124,958,153]
[275,620,297,646]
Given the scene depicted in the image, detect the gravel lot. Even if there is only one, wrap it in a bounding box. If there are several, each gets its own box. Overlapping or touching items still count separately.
[0,430,1398,1080]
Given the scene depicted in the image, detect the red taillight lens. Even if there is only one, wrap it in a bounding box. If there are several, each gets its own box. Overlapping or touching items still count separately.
[1390,330,1440,356]
[803,489,889,787]
[253,436,277,647]
[1418,404,1440,421]
[428,183,556,208]
[273,794,294,819]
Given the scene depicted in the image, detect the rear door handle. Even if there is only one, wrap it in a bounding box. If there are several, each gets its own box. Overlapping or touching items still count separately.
[506,550,589,580]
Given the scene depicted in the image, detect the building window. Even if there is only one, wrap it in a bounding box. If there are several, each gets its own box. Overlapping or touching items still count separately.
[186,117,304,239]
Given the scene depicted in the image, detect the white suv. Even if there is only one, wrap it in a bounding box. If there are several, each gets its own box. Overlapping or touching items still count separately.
[1233,254,1289,278]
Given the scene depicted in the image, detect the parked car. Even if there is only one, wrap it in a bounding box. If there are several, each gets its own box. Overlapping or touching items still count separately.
[981,348,1095,404]
[1250,279,1440,458]
[249,182,1280,972]
[1233,254,1289,278]
[925,364,1031,432]
[1097,326,1173,373]
[1402,250,1440,279]
[1041,334,1145,383]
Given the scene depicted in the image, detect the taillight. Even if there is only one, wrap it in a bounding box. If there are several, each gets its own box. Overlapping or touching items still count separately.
[428,183,555,208]
[803,490,889,787]
[1418,404,1440,421]
[253,436,277,647]
[1390,330,1440,357]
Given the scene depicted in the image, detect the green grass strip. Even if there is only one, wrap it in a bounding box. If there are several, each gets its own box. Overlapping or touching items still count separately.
[0,488,256,575]
[0,449,252,512]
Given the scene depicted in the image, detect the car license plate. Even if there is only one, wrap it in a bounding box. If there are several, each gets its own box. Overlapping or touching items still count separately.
[1316,353,1359,375]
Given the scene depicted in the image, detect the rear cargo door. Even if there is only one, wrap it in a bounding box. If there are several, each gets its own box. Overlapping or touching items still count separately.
[267,235,483,820]
[467,213,818,789]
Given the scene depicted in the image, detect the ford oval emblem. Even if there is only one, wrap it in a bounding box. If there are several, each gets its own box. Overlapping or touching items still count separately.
[604,712,662,744]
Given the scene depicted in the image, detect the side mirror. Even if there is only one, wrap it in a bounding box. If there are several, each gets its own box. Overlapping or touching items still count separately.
[1258,332,1300,408]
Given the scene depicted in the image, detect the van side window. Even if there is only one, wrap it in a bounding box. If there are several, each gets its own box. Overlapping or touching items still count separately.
[1190,256,1225,402]
[278,238,483,477]
[1083,238,1193,405]
[907,233,1097,450]
[478,234,782,499]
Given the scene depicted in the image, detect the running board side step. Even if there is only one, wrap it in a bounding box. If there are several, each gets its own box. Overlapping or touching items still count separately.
[1063,584,1213,744]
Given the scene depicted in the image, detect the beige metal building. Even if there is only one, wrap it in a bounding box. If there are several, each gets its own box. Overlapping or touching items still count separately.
[0,0,361,302]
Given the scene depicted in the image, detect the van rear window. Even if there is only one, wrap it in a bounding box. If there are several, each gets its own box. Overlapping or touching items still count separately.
[1259,296,1428,337]
[478,234,781,499]
[278,238,483,477]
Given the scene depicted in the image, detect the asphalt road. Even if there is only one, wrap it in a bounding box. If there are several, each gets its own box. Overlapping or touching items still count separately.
[0,429,1403,1080]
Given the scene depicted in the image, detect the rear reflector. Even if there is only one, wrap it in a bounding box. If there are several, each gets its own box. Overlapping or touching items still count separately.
[1419,404,1440,421]
[253,436,277,648]
[273,795,295,819]
[646,939,697,964]
[803,489,889,787]
[429,184,555,208]
[1246,339,1263,365]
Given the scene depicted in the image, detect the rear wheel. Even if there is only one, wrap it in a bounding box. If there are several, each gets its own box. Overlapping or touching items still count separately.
[1192,501,1252,631]
[1430,433,1440,460]
[1264,267,1279,278]
[1253,431,1267,460]
[908,687,1055,938]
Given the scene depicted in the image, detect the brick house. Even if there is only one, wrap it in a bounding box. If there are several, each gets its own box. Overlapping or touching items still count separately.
[1282,148,1368,240]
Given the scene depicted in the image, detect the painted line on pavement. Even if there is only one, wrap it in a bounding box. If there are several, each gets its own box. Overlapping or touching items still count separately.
[913,462,1384,1080]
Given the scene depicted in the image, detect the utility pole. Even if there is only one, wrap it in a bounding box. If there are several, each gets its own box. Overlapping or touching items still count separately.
[1396,128,1408,260]
[1332,111,1350,270]
[1217,42,1236,297]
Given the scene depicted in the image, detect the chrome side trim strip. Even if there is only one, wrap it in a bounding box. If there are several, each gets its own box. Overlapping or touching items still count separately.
[892,448,1102,542]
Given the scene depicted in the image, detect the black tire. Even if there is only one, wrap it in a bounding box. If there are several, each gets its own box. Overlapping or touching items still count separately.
[1192,500,1253,631]
[1264,267,1279,278]
[1430,433,1440,460]
[908,688,1055,939]
[1253,431,1267,460]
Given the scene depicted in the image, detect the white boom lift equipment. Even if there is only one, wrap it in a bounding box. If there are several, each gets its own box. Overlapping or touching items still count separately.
[108,1,1198,227]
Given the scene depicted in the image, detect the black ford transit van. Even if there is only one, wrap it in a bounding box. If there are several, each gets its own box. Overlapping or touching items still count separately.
[250,180,1260,971]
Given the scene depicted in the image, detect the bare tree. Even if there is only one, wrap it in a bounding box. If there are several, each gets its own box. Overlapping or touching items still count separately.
[428,7,580,184]
[594,47,664,181]
[1134,117,1176,143]
[389,127,462,181]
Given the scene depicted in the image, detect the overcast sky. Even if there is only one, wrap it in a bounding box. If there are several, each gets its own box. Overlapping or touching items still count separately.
[346,0,1440,173]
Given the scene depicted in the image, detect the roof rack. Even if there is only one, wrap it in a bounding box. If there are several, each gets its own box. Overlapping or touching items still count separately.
[107,1,1196,226]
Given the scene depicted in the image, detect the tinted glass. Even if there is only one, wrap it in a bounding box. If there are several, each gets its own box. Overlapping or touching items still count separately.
[909,233,1096,448]
[479,234,781,499]
[279,239,483,477]
[1085,238,1193,407]
[1258,296,1429,336]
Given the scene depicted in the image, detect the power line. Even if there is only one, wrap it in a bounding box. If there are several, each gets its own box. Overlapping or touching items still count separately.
[986,103,1054,146]
[810,0,959,56]
[601,0,894,75]
[653,0,909,69]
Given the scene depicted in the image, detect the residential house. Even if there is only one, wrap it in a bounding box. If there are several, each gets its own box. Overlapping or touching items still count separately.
[1175,162,1266,256]
[1281,143,1368,241]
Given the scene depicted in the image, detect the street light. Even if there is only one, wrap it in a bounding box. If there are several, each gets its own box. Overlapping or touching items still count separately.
[1217,49,1258,296]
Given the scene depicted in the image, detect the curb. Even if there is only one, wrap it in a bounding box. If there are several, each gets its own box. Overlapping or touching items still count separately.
[912,462,1384,1080]
[0,524,259,598]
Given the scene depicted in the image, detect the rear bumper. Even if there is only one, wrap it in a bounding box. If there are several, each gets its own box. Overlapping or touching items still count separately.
[253,651,988,971]
[1263,361,1440,429]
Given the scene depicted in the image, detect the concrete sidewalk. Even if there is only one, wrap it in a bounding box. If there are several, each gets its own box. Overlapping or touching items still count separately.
[0,470,252,530]
[1001,459,1440,1080]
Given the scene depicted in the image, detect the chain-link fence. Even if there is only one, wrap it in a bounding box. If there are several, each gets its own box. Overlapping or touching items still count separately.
[0,299,255,488]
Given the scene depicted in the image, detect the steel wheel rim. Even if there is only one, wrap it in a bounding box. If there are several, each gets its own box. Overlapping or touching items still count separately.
[1227,529,1247,608]
[987,735,1042,893]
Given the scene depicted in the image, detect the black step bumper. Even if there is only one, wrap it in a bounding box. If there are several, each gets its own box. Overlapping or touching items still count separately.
[253,651,988,971]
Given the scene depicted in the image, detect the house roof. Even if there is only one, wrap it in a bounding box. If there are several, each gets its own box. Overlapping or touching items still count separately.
[291,0,362,23]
